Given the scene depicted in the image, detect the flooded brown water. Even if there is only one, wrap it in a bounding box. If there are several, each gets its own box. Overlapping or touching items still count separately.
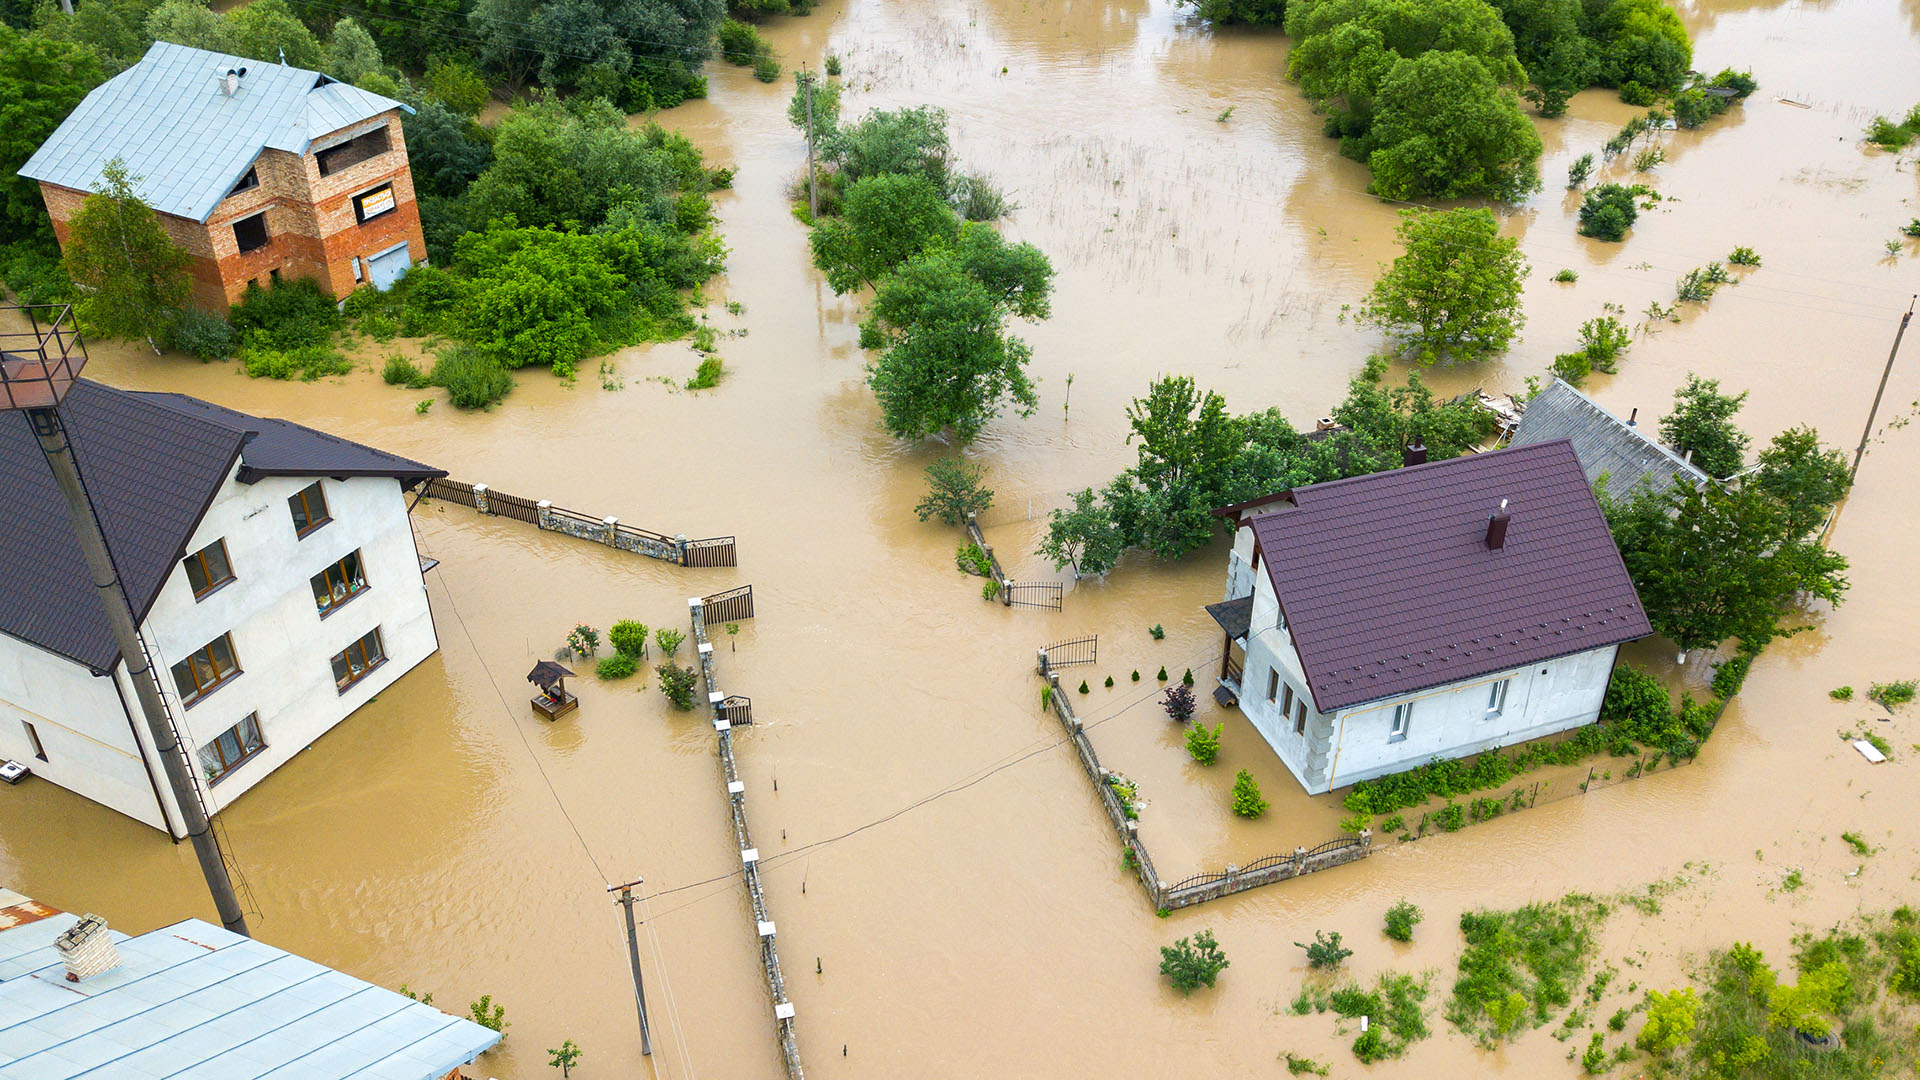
[7,0,1920,1075]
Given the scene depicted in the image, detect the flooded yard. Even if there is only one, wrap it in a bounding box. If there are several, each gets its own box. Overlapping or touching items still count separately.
[4,0,1920,1075]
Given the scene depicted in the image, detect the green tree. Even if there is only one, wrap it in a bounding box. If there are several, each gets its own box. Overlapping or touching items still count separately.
[1120,375,1243,557]
[0,26,100,245]
[547,1039,582,1077]
[914,457,994,524]
[143,0,231,52]
[1658,374,1749,478]
[1635,988,1698,1055]
[1185,720,1222,764]
[1766,963,1848,1038]
[1159,929,1230,993]
[1180,0,1285,23]
[463,101,710,231]
[402,102,492,200]
[1364,208,1528,364]
[1752,426,1850,541]
[424,58,490,117]
[1363,50,1543,201]
[1231,768,1269,817]
[1577,183,1638,241]
[1039,487,1125,576]
[825,105,951,187]
[1285,0,1525,141]
[225,0,322,70]
[1589,0,1691,93]
[322,17,385,84]
[787,67,842,140]
[809,173,959,293]
[32,0,157,75]
[60,159,190,348]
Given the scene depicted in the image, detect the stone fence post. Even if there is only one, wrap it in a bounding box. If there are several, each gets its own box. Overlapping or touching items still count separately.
[674,533,689,566]
[472,483,490,515]
[1290,845,1307,876]
[602,515,619,546]
[536,499,553,530]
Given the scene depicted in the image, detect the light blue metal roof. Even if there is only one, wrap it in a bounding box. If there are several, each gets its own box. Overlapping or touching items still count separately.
[1510,377,1713,499]
[0,906,500,1080]
[18,41,411,224]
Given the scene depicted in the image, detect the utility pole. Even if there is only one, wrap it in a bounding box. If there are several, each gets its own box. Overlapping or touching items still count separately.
[609,879,653,1057]
[802,63,818,220]
[1849,295,1916,485]
[4,305,248,935]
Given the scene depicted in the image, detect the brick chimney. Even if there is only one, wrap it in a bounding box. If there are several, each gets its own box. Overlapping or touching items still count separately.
[1485,498,1511,550]
[55,913,120,982]
[1402,440,1427,467]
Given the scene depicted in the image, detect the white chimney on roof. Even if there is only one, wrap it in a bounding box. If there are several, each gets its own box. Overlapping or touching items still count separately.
[218,66,246,96]
[54,913,121,982]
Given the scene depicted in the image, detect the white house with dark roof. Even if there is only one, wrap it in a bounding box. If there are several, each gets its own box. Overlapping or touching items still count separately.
[0,888,500,1078]
[1208,440,1651,794]
[1508,377,1713,498]
[0,380,443,835]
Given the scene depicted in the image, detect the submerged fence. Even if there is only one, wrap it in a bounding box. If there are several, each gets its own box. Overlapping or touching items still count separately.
[1033,645,1370,912]
[686,591,801,1080]
[964,513,1063,611]
[421,477,736,567]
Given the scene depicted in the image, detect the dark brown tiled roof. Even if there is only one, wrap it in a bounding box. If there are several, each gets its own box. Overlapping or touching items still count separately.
[0,380,441,673]
[1249,440,1649,712]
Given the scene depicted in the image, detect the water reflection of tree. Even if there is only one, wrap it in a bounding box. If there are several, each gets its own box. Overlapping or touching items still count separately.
[967,0,1151,58]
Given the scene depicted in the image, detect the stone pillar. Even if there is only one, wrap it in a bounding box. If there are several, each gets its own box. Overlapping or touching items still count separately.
[1290,845,1307,876]
[674,533,689,566]
[536,499,552,530]
[472,483,490,515]
[1359,828,1373,851]
[602,516,618,546]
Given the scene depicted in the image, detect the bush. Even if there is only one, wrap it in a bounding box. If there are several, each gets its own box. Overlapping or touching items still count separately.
[1673,87,1712,128]
[1554,268,1579,283]
[947,172,1013,222]
[1711,654,1752,699]
[1159,929,1229,993]
[609,620,649,658]
[1182,668,1195,687]
[717,18,770,65]
[1830,685,1854,701]
[1353,1027,1390,1063]
[1227,769,1266,818]
[382,353,427,386]
[1449,897,1604,1043]
[229,278,341,351]
[1434,803,1467,831]
[655,627,685,657]
[1162,684,1196,723]
[752,53,781,82]
[1385,900,1423,942]
[1551,350,1593,387]
[1185,721,1222,765]
[164,307,235,360]
[1296,930,1351,970]
[685,355,724,389]
[1869,679,1917,709]
[1,243,73,305]
[1727,246,1761,267]
[1578,185,1639,242]
[239,344,352,380]
[429,345,513,409]
[656,662,697,710]
[596,653,637,679]
[1636,987,1698,1054]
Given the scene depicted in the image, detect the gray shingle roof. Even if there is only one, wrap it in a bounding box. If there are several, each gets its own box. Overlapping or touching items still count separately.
[1249,440,1650,713]
[0,380,442,673]
[1509,377,1711,499]
[18,41,411,223]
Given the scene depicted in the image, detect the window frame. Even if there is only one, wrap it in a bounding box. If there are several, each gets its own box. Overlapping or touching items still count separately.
[352,182,397,224]
[198,713,265,785]
[232,211,269,253]
[1388,701,1413,743]
[1294,700,1307,736]
[1266,669,1279,703]
[23,720,47,762]
[172,632,242,707]
[331,628,387,694]
[289,482,332,538]
[1281,682,1294,716]
[312,549,370,617]
[182,539,235,600]
[1485,678,1511,719]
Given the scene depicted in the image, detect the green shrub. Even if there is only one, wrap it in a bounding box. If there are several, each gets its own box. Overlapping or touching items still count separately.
[1581,1031,1607,1072]
[1157,666,1168,681]
[359,311,397,341]
[1869,679,1917,709]
[1159,929,1229,993]
[1551,350,1593,387]
[1353,1026,1390,1063]
[1636,987,1698,1054]
[163,307,235,360]
[1,243,72,305]
[1181,668,1194,687]
[1554,268,1579,283]
[1230,769,1267,818]
[1830,685,1854,700]
[655,628,685,658]
[717,19,768,64]
[229,278,340,351]
[1385,900,1423,942]
[1578,185,1639,242]
[595,653,637,679]
[1677,262,1733,303]
[1131,670,1141,682]
[1711,655,1752,699]
[429,345,513,408]
[1449,896,1604,1044]
[382,353,427,386]
[752,53,781,82]
[609,621,649,658]
[1296,930,1351,970]
[656,661,697,710]
[1282,1052,1329,1076]
[1434,803,1466,831]
[1905,220,1920,238]
[239,344,352,380]
[1617,81,1657,106]
[1727,246,1761,267]
[1185,721,1222,765]
[1149,623,1166,639]
[824,54,842,76]
[1078,679,1090,694]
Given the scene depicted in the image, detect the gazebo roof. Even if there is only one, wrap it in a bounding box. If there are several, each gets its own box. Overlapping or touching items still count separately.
[528,660,574,692]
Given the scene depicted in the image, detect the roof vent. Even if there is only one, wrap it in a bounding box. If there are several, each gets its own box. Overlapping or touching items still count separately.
[1315,417,1336,432]
[218,66,247,96]
[1402,440,1427,467]
[1627,407,1638,428]
[55,914,120,982]
[1486,498,1511,551]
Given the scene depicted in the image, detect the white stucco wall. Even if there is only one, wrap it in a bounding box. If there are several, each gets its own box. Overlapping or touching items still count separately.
[1232,557,1619,795]
[0,468,436,832]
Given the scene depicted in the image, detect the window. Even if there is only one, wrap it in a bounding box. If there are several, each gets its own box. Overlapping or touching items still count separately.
[312,550,369,615]
[233,212,268,253]
[197,713,264,784]
[182,539,234,599]
[1295,700,1307,734]
[227,167,258,197]
[1281,682,1294,716]
[331,628,386,692]
[316,127,390,176]
[1389,702,1413,743]
[171,633,241,706]
[289,482,330,537]
[1266,669,1279,703]
[1486,678,1511,718]
[352,183,396,224]
[22,721,47,762]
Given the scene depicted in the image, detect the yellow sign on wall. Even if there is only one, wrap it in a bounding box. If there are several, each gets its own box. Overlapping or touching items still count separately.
[356,186,394,219]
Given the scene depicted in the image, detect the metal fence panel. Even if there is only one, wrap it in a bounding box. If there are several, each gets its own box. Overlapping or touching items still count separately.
[702,585,755,623]
[685,536,737,567]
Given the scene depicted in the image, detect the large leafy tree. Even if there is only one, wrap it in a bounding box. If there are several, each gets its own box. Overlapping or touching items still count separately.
[1110,376,1245,558]
[462,100,709,231]
[809,173,959,294]
[1588,0,1691,92]
[1364,208,1529,363]
[470,0,723,93]
[31,0,157,75]
[1285,0,1525,141]
[61,159,191,348]
[1752,426,1851,541]
[321,16,384,85]
[402,102,493,201]
[1363,50,1543,201]
[825,105,951,188]
[1488,0,1592,114]
[1039,487,1127,577]
[224,0,321,69]
[142,0,231,52]
[0,25,100,245]
[1658,374,1749,479]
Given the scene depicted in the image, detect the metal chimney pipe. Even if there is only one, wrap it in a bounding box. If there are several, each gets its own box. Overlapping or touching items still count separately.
[1486,498,1511,550]
[1627,407,1637,427]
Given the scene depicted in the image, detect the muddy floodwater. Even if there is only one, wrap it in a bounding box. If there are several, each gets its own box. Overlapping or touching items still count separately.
[7,0,1920,1075]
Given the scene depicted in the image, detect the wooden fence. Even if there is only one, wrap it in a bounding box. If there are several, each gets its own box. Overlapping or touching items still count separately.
[420,477,734,568]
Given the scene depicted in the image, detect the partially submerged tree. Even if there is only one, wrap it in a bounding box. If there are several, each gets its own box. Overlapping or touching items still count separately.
[1365,208,1528,364]
[914,457,994,524]
[1658,374,1749,479]
[809,173,958,293]
[60,159,191,349]
[1363,50,1543,201]
[1752,425,1850,541]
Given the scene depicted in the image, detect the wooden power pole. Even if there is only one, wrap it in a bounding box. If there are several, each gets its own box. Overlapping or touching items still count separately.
[609,880,654,1057]
[1849,295,1916,485]
[802,64,818,219]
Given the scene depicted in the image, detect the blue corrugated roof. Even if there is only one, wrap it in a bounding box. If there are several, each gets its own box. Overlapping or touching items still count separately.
[1510,377,1713,498]
[0,901,500,1080]
[18,41,411,223]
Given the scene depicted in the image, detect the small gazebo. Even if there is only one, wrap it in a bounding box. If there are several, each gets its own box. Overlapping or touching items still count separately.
[528,660,577,720]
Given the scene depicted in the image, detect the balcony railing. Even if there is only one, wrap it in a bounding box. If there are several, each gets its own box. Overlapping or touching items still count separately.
[0,304,86,411]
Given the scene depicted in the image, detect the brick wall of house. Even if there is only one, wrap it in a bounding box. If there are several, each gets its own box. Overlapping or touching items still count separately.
[39,109,427,314]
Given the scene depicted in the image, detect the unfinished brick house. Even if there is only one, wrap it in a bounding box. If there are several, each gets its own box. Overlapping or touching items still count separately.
[20,40,427,311]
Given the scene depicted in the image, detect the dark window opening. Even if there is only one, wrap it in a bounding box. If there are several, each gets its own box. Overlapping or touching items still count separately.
[23,721,47,762]
[332,628,387,692]
[233,213,268,253]
[183,539,234,599]
[289,482,330,537]
[312,550,368,616]
[227,167,258,197]
[1295,701,1307,735]
[172,633,241,706]
[352,183,396,224]
[316,127,391,177]
[198,713,264,783]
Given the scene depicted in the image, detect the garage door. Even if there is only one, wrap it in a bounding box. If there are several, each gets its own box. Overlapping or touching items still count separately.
[366,244,411,291]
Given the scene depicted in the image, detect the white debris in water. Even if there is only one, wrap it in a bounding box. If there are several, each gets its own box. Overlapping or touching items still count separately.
[1853,740,1887,763]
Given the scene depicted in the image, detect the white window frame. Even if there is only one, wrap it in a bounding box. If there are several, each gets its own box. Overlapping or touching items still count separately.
[1485,678,1511,719]
[1389,702,1412,743]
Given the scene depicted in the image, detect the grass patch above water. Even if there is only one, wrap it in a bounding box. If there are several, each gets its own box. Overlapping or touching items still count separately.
[1449,894,1609,1045]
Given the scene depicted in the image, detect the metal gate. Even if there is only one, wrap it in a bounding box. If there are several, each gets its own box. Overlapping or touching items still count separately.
[1004,581,1063,611]
[702,584,754,623]
[1039,634,1098,672]
[684,536,737,567]
[720,695,752,725]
